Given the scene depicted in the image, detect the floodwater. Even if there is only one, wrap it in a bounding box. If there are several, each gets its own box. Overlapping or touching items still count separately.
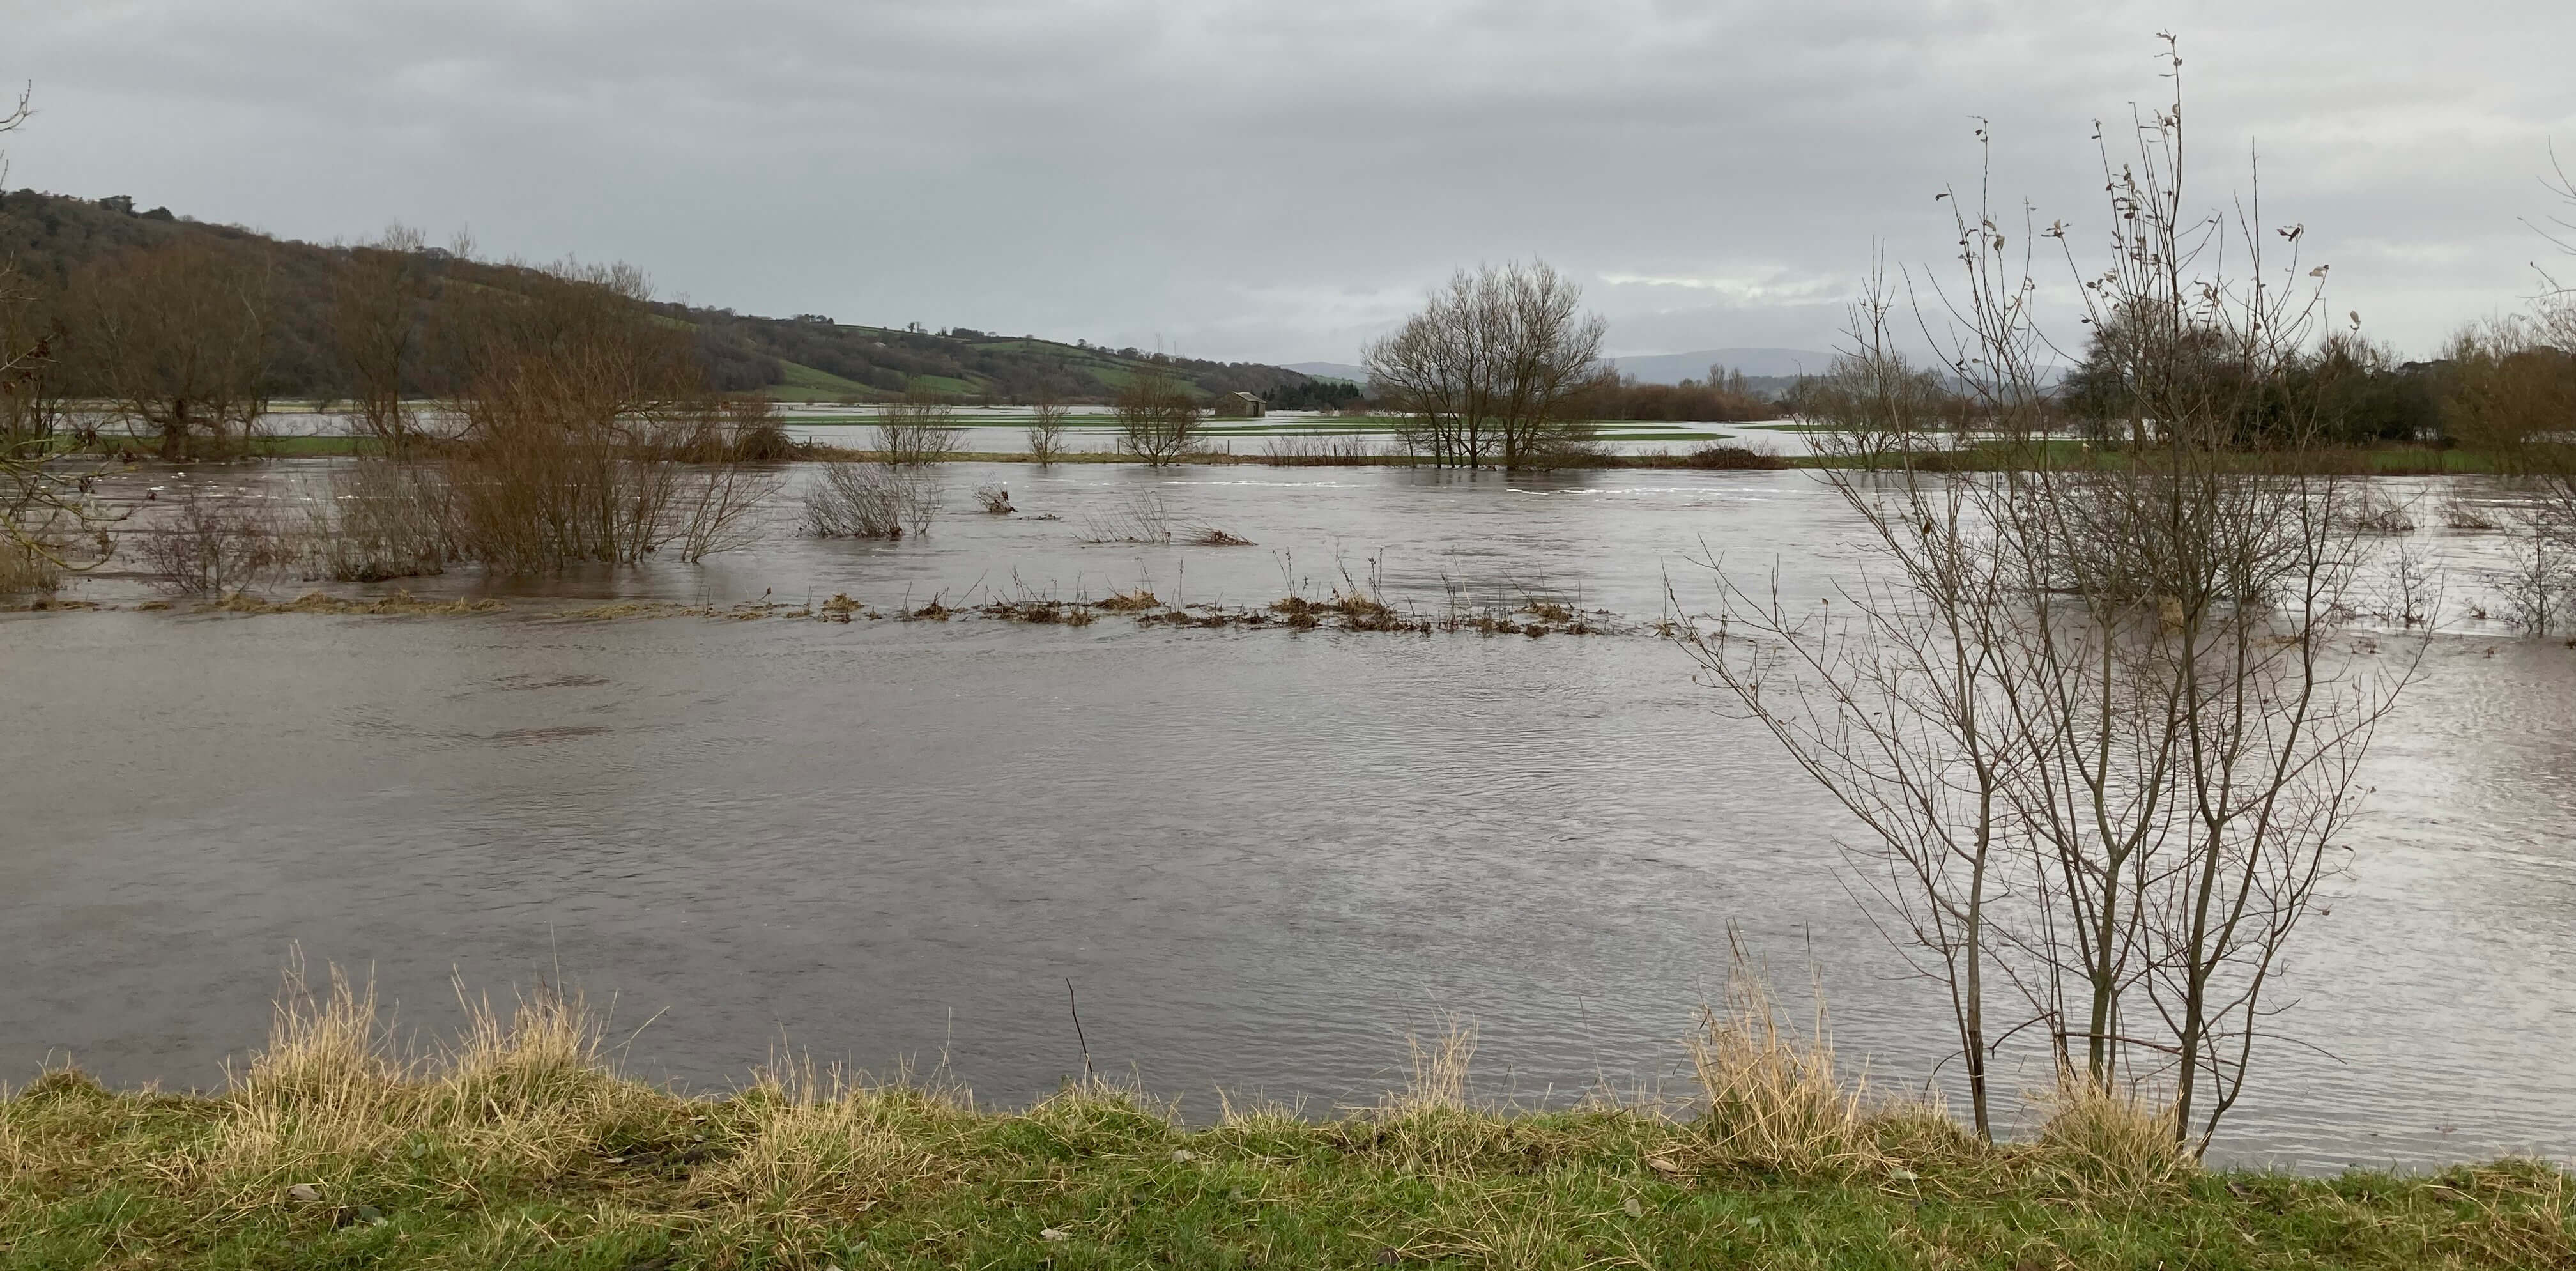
[3,460,2570,1174]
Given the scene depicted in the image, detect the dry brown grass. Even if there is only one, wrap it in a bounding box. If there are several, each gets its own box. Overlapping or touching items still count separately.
[2030,1081,2194,1192]
[1093,589,1161,612]
[1684,960,1886,1178]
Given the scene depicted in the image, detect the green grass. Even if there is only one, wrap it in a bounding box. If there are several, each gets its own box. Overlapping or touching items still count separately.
[3,976,2568,1270]
[769,361,880,403]
[6,1071,2567,1270]
[248,435,376,456]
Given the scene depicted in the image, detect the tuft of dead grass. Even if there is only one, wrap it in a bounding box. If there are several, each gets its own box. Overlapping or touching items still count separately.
[1685,957,1883,1178]
[2030,1081,2193,1192]
[1093,588,1160,612]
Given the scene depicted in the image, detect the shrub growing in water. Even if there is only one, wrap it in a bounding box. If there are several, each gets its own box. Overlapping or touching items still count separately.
[805,461,936,539]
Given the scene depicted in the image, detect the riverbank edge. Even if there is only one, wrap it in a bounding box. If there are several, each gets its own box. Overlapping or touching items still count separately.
[6,1062,2567,1268]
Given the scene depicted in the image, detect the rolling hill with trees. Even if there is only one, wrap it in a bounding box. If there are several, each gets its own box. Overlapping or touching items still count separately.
[0,189,1361,408]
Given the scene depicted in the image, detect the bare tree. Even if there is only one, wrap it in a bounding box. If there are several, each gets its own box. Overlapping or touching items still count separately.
[332,223,432,456]
[1114,366,1200,466]
[2440,153,2576,617]
[1025,395,1069,463]
[1673,43,2419,1150]
[1363,260,1606,468]
[1786,260,1959,467]
[874,391,965,465]
[3,258,109,594]
[0,89,113,594]
[70,239,275,461]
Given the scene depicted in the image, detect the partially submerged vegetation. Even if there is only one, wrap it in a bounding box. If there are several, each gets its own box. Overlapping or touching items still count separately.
[5,964,2567,1270]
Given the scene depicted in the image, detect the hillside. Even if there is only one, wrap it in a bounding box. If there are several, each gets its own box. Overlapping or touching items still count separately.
[678,308,1356,406]
[0,190,1356,408]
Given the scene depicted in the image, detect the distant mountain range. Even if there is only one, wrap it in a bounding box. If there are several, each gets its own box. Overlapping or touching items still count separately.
[1287,348,1835,389]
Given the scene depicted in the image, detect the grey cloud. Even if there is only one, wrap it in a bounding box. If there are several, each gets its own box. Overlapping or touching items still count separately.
[8,0,2572,362]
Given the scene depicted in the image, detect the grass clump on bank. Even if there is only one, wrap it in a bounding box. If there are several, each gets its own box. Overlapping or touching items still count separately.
[5,967,2570,1270]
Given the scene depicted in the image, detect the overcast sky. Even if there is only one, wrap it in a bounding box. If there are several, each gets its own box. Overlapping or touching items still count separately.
[7,1,2573,366]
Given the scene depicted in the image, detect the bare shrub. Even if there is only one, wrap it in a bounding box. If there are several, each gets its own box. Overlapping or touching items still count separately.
[2376,535,2443,629]
[687,396,799,463]
[1259,433,1382,466]
[804,461,935,539]
[303,461,454,582]
[874,394,965,465]
[1080,491,1172,544]
[1673,42,2419,1152]
[440,262,776,569]
[1025,398,1069,463]
[1681,444,1784,470]
[2438,488,2502,530]
[0,533,59,594]
[2336,486,2418,534]
[139,491,295,595]
[2492,512,2574,635]
[973,484,1014,514]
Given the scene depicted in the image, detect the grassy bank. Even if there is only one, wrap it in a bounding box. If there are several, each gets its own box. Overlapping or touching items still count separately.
[4,978,2568,1270]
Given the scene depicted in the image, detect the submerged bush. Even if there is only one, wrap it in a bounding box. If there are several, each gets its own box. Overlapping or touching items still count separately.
[302,461,454,582]
[136,491,295,596]
[440,263,777,571]
[805,461,937,539]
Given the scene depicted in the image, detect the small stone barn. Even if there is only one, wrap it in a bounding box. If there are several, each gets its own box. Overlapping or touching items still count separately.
[1212,391,1266,419]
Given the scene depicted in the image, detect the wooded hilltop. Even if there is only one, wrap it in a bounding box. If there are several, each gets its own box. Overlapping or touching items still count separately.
[0,189,1364,410]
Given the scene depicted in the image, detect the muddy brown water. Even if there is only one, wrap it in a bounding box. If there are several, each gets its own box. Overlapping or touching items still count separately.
[3,460,2569,1172]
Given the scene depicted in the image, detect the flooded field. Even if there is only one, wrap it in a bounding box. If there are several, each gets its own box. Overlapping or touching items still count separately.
[4,460,2570,1173]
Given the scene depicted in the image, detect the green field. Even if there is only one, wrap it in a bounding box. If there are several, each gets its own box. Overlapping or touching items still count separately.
[770,361,878,403]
